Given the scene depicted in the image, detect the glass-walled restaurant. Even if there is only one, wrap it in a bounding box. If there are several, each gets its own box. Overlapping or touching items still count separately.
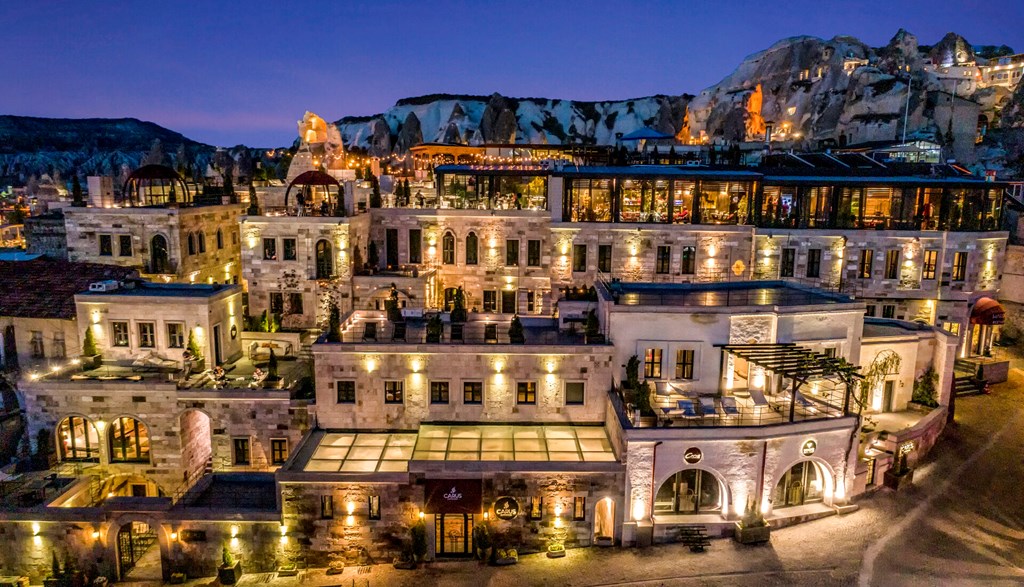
[559,169,761,225]
[434,166,548,210]
[759,177,1003,231]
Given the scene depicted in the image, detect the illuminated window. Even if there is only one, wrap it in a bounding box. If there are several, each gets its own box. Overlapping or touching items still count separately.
[922,250,937,280]
[384,381,404,404]
[112,321,130,347]
[529,496,543,520]
[57,416,99,462]
[110,417,150,463]
[262,238,277,260]
[463,381,483,404]
[271,438,288,465]
[675,349,695,380]
[315,240,334,279]
[320,495,334,519]
[952,251,968,281]
[516,382,537,405]
[442,232,455,265]
[656,246,671,274]
[573,496,586,521]
[368,495,381,520]
[859,249,874,279]
[680,246,696,275]
[138,322,155,348]
[644,348,663,379]
[430,381,450,404]
[167,323,185,348]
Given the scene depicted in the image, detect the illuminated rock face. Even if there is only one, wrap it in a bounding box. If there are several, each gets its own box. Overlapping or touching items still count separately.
[288,112,348,182]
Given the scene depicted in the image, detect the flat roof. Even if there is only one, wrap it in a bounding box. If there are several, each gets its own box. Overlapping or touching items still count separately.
[602,280,854,308]
[301,424,616,474]
[862,317,937,338]
[78,281,241,299]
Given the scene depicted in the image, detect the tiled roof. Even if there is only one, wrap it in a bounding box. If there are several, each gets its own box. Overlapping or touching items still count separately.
[0,259,137,319]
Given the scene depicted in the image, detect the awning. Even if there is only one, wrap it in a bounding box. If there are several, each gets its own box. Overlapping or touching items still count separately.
[424,478,482,514]
[970,297,1005,326]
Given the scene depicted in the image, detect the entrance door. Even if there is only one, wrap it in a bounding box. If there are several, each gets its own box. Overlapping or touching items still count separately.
[212,324,223,365]
[386,229,399,270]
[501,290,517,314]
[150,235,169,274]
[883,380,895,412]
[773,461,824,508]
[117,521,157,579]
[435,514,473,556]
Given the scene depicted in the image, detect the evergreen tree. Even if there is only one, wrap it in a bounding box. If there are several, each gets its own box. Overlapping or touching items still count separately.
[369,174,382,208]
[367,241,379,271]
[82,327,98,356]
[267,348,279,379]
[508,315,525,343]
[450,287,468,323]
[385,284,404,323]
[71,174,84,207]
[327,303,341,342]
[186,330,203,361]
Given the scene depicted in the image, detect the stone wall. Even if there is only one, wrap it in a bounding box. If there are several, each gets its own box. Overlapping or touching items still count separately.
[0,316,79,374]
[24,211,68,260]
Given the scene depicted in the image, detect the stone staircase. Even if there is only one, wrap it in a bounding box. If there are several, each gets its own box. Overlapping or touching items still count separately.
[953,359,987,396]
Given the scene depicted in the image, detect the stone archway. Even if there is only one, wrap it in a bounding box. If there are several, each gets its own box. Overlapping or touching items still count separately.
[105,513,168,582]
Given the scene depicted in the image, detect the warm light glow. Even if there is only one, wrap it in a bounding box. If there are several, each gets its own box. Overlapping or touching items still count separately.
[71,358,80,365]
[418,511,425,519]
[29,373,39,381]
[346,502,355,515]
[230,525,239,538]
[107,492,114,498]
[95,420,106,431]
[92,531,100,540]
[345,515,355,527]
[31,523,40,536]
[365,358,377,373]
[33,535,41,547]
[170,532,178,541]
[631,499,646,522]
[494,360,504,373]
[279,525,287,536]
[707,244,717,257]
[410,358,422,373]
[554,504,563,517]
[483,512,489,520]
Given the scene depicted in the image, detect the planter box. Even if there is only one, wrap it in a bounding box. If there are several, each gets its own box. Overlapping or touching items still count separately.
[276,565,298,577]
[325,561,345,575]
[169,573,186,584]
[546,548,565,558]
[393,560,417,570]
[734,522,771,544]
[884,468,914,491]
[80,355,101,370]
[217,561,242,585]
[594,536,614,547]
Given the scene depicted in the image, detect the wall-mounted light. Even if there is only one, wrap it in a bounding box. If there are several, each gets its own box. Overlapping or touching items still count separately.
[230,525,239,538]
[170,532,178,541]
[91,531,101,540]
[346,502,356,516]
[31,522,40,536]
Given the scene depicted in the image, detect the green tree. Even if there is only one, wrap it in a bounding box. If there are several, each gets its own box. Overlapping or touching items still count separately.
[6,204,26,225]
[71,174,84,207]
[585,309,600,340]
[425,313,443,343]
[327,303,341,342]
[247,184,259,215]
[508,315,525,344]
[450,286,468,323]
[267,348,279,379]
[369,174,382,208]
[385,284,404,323]
[82,327,98,357]
[187,329,203,361]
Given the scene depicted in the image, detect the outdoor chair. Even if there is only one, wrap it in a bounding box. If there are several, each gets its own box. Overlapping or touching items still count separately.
[699,397,719,417]
[720,396,741,416]
[362,321,378,342]
[676,399,699,418]
[749,389,769,409]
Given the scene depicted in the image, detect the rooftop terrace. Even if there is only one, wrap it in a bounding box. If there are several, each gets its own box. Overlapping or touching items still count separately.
[600,280,855,309]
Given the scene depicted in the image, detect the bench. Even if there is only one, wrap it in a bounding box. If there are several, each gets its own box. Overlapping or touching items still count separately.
[248,341,293,361]
[676,524,711,552]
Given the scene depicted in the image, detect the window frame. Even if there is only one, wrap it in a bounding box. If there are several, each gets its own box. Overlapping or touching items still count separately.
[282,238,297,261]
[465,232,479,265]
[118,234,133,257]
[409,229,422,264]
[598,244,612,273]
[442,232,456,265]
[320,494,334,519]
[806,248,821,278]
[167,322,185,348]
[564,381,585,405]
[527,239,541,267]
[680,246,696,275]
[922,250,937,280]
[644,348,663,379]
[384,380,404,404]
[780,248,796,278]
[952,251,968,281]
[232,437,251,466]
[98,234,113,256]
[859,249,874,279]
[112,321,130,347]
[430,381,450,404]
[463,381,483,404]
[137,322,156,348]
[572,244,587,272]
[336,380,356,404]
[655,245,671,274]
[884,249,900,280]
[270,438,288,465]
[675,349,695,380]
[506,239,519,266]
[263,238,277,260]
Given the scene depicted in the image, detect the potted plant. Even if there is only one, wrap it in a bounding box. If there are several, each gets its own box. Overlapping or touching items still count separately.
[326,303,341,342]
[276,562,298,577]
[734,496,771,544]
[411,520,428,564]
[584,309,604,344]
[185,330,205,372]
[508,315,525,344]
[472,522,493,561]
[883,445,914,490]
[218,546,242,584]
[425,314,443,343]
[43,551,62,587]
[80,327,101,370]
[264,349,283,389]
[385,284,404,324]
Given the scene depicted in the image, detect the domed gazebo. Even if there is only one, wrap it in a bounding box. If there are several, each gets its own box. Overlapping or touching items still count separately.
[285,170,344,216]
[121,165,191,207]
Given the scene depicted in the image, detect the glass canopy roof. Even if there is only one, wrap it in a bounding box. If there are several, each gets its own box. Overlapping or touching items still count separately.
[303,425,616,473]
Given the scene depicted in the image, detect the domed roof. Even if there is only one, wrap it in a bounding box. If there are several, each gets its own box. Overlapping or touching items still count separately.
[289,170,340,187]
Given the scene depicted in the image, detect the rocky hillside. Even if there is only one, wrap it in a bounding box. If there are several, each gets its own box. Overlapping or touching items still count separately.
[0,116,220,182]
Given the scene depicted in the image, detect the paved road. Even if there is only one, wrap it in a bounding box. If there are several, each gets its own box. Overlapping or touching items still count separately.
[203,371,1024,587]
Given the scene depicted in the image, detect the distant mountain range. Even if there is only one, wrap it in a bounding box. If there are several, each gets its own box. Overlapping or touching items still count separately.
[4,29,1024,185]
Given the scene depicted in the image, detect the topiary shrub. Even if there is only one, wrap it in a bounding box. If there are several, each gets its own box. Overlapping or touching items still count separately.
[912,366,939,408]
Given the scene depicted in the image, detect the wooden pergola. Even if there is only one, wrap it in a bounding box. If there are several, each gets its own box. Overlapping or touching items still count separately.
[719,343,863,421]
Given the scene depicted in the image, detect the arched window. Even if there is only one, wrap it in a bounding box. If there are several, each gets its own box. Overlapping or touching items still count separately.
[109,417,150,463]
[442,232,456,265]
[216,229,224,249]
[150,235,169,274]
[197,232,206,253]
[187,232,196,256]
[465,232,478,265]
[773,461,824,509]
[654,469,723,515]
[57,416,99,462]
[315,240,333,279]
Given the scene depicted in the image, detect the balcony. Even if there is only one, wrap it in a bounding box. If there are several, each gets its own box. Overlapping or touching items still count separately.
[326,311,601,346]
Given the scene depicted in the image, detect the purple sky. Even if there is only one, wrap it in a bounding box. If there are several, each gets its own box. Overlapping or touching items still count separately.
[5,1,1023,147]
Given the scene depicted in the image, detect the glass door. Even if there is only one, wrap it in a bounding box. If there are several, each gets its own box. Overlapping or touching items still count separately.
[434,514,474,556]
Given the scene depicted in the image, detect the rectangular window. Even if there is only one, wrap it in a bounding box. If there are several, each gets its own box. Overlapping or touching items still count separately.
[644,348,663,379]
[99,234,113,256]
[269,292,284,315]
[885,249,900,280]
[823,347,838,358]
[52,333,65,359]
[138,322,155,348]
[865,305,877,317]
[516,381,537,405]
[112,321,130,347]
[527,240,541,266]
[882,305,896,319]
[656,245,671,274]
[527,291,536,313]
[384,381,404,404]
[30,332,44,358]
[780,248,796,277]
[263,238,277,260]
[369,495,381,520]
[680,246,696,275]
[806,249,821,278]
[506,239,519,266]
[270,439,288,465]
[675,349,695,380]
[217,230,224,249]
[483,290,497,312]
[952,251,967,281]
[922,250,937,280]
[463,381,483,404]
[320,495,334,519]
[529,496,543,520]
[859,249,874,279]
[118,235,132,257]
[485,323,498,343]
[565,381,585,405]
[430,381,450,404]
[282,238,297,261]
[233,438,251,466]
[943,322,962,336]
[573,496,586,521]
[409,229,422,264]
[598,244,612,273]
[336,380,356,403]
[572,244,587,272]
[167,323,185,348]
[288,292,304,315]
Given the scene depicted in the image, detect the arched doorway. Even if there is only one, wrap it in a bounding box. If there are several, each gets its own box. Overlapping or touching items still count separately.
[315,239,334,279]
[654,468,725,515]
[593,497,615,543]
[116,520,161,581]
[109,416,151,463]
[56,415,99,462]
[150,235,169,274]
[442,232,456,265]
[969,297,1004,357]
[773,461,825,509]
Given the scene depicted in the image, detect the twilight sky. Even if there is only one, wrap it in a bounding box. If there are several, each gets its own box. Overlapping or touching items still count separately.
[4,1,1023,147]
